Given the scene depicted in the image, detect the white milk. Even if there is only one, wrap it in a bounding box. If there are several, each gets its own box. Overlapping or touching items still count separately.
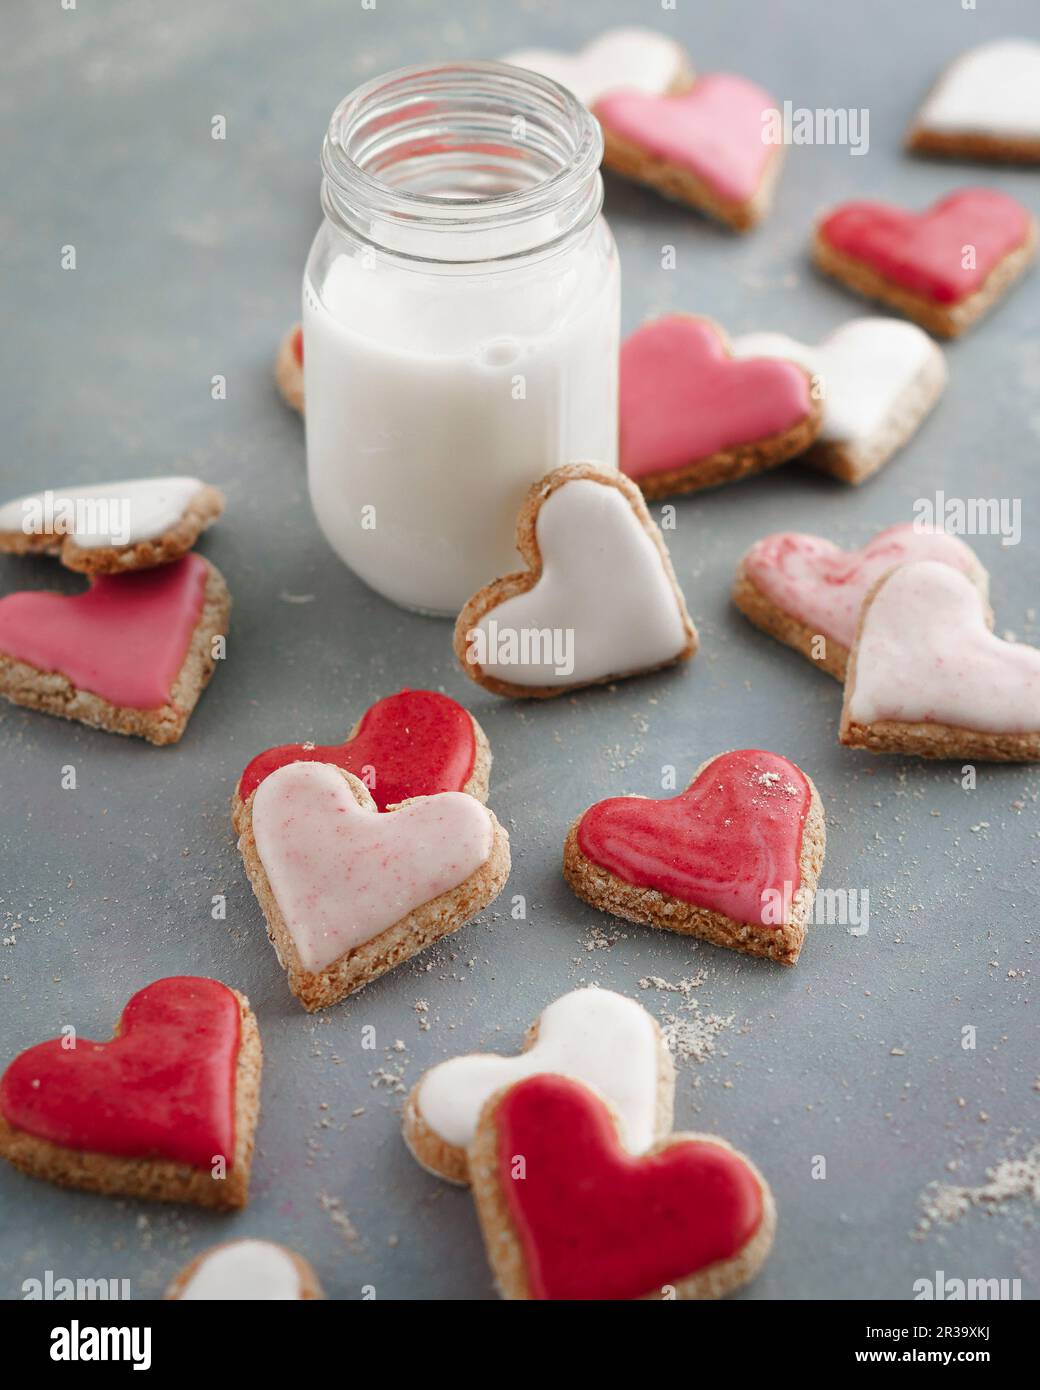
[303,220,619,614]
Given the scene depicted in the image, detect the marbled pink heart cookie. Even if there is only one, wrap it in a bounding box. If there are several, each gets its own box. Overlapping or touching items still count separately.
[237,761,510,1010]
[840,560,1040,761]
[734,524,988,679]
[620,316,821,499]
[595,73,784,231]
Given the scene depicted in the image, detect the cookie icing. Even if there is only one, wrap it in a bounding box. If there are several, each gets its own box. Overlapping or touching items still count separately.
[250,763,494,973]
[0,476,205,549]
[417,989,663,1153]
[238,689,477,809]
[502,27,687,107]
[577,749,812,927]
[848,561,1040,732]
[744,524,984,651]
[0,978,241,1170]
[818,190,1032,304]
[468,477,689,687]
[595,74,778,204]
[494,1074,764,1301]
[177,1241,303,1300]
[731,319,944,446]
[0,553,209,709]
[917,40,1040,139]
[620,316,813,480]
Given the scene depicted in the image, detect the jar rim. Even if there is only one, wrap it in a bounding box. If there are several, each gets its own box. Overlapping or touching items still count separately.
[320,60,604,263]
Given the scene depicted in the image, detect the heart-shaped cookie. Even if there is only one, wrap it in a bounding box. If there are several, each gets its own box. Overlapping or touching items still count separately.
[813,188,1036,337]
[404,988,674,1184]
[167,1240,324,1300]
[0,553,230,744]
[564,748,825,965]
[454,464,696,697]
[0,977,261,1209]
[502,27,691,107]
[275,324,304,413]
[238,761,510,1010]
[595,73,783,230]
[908,39,1040,164]
[620,316,821,498]
[469,1074,775,1300]
[734,523,988,680]
[0,476,224,573]
[841,560,1040,761]
[233,688,489,833]
[730,319,947,484]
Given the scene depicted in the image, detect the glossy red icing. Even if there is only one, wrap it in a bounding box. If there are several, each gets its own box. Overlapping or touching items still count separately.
[818,189,1031,304]
[237,688,477,809]
[576,749,811,927]
[292,326,303,365]
[0,553,208,709]
[496,1074,764,1301]
[0,977,241,1170]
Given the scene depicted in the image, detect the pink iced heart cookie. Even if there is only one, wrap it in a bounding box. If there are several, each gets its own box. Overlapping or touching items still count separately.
[275,324,304,414]
[0,553,230,745]
[237,761,510,1010]
[620,316,821,499]
[907,40,1040,164]
[734,523,989,680]
[595,73,783,231]
[840,560,1040,761]
[814,189,1036,337]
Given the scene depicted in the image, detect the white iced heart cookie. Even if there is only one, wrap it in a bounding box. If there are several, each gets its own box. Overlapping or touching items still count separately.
[730,319,946,484]
[454,464,697,698]
[239,762,510,1010]
[167,1239,324,1300]
[502,27,691,108]
[0,475,224,574]
[908,40,1040,162]
[733,522,988,680]
[403,988,675,1184]
[841,560,1040,762]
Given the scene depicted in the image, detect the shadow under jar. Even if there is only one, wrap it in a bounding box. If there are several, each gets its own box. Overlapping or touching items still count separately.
[303,61,620,616]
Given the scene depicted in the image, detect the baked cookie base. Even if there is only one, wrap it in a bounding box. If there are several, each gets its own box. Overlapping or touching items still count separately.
[468,1092,777,1300]
[907,127,1040,165]
[237,769,511,1011]
[165,1242,324,1299]
[0,559,231,745]
[401,1012,676,1186]
[0,990,261,1210]
[812,222,1038,338]
[0,485,225,575]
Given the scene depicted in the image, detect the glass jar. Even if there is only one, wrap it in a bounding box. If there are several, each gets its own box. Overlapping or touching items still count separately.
[303,61,620,615]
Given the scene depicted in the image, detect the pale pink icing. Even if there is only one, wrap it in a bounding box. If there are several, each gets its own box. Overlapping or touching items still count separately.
[744,524,985,650]
[620,316,813,480]
[0,554,208,709]
[849,561,1040,732]
[595,73,777,203]
[250,762,494,973]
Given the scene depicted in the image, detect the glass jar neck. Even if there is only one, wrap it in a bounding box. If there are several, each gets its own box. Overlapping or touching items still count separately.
[320,60,604,266]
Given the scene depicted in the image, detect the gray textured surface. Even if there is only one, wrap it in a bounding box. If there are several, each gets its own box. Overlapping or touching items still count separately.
[1,0,1038,1302]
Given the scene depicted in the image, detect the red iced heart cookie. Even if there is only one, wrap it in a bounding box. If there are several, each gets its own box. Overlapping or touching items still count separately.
[564,748,825,965]
[595,73,783,230]
[469,1073,774,1300]
[233,688,488,829]
[0,977,261,1209]
[814,189,1036,337]
[620,316,821,499]
[275,323,304,413]
[0,553,230,745]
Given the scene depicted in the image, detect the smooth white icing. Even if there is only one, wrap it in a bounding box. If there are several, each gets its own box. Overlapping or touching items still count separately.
[917,39,1040,139]
[848,561,1040,732]
[731,319,944,445]
[469,477,689,687]
[416,988,663,1152]
[177,1240,303,1300]
[502,27,686,107]
[251,763,494,973]
[0,476,205,549]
